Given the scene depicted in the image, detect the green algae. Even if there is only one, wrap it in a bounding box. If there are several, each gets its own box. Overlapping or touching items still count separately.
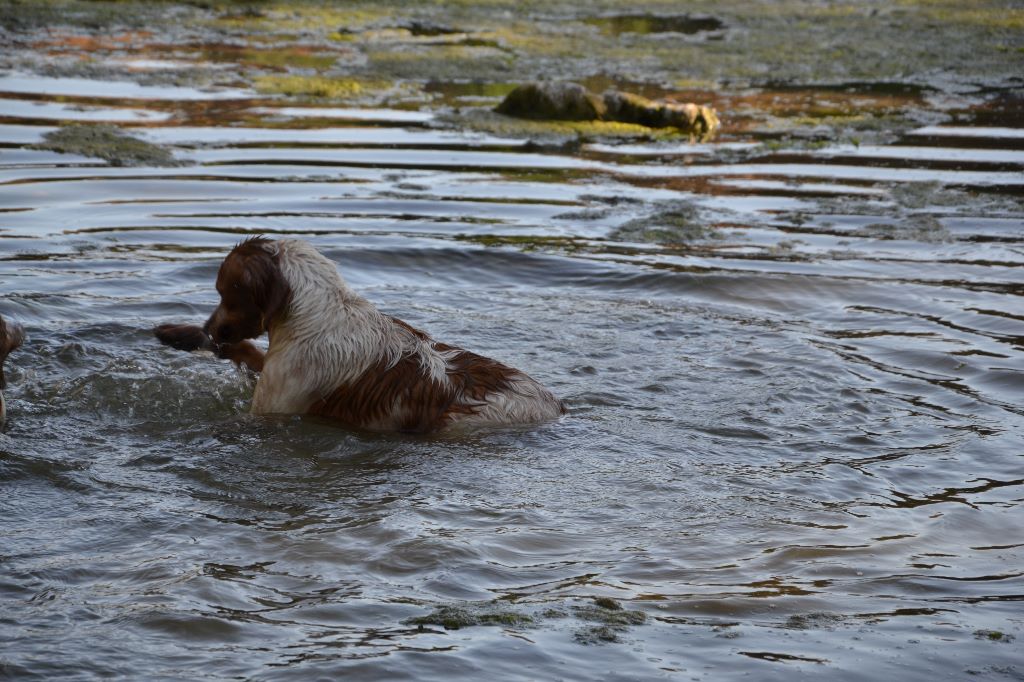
[33,124,182,167]
[254,75,366,98]
[571,597,648,645]
[575,625,622,644]
[591,596,623,610]
[253,74,408,101]
[573,602,647,627]
[459,234,587,253]
[4,0,1021,139]
[4,0,1021,94]
[405,597,648,645]
[452,110,691,144]
[214,46,339,70]
[583,13,725,37]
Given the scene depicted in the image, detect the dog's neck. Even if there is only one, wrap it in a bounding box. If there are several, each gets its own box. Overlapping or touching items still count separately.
[264,240,402,389]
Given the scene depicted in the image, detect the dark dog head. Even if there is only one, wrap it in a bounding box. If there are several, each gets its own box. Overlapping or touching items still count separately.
[0,314,25,391]
[204,237,290,346]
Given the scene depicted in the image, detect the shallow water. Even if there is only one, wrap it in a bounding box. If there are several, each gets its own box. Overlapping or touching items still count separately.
[1,71,1023,681]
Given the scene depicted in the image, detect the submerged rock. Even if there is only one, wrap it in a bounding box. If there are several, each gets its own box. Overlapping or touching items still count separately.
[34,124,182,167]
[406,603,533,630]
[494,81,606,121]
[495,81,718,135]
[571,598,647,645]
[611,202,715,244]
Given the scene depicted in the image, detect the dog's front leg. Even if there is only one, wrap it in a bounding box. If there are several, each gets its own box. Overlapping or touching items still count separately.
[216,340,265,372]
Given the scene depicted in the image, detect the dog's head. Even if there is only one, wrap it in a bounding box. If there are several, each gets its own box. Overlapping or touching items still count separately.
[205,237,290,346]
[0,314,25,391]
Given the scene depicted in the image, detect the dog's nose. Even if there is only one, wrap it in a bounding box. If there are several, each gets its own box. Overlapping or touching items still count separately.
[213,324,234,343]
[205,314,236,345]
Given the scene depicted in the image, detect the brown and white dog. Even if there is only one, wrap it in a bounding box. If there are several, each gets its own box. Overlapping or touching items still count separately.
[156,237,565,433]
[0,314,25,427]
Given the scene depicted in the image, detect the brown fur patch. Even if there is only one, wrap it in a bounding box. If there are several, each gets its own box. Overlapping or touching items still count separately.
[207,237,290,345]
[436,343,521,406]
[309,322,521,433]
[218,340,265,372]
[0,315,25,390]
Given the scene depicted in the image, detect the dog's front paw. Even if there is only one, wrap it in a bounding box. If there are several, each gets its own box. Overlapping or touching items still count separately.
[154,323,214,352]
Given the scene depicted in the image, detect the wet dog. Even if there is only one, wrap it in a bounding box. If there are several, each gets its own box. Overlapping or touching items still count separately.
[155,237,565,433]
[0,314,25,427]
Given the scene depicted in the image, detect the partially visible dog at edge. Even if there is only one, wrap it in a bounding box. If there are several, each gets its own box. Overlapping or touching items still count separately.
[155,237,566,433]
[0,314,25,427]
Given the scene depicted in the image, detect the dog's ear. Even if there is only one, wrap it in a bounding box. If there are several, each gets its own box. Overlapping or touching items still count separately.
[240,246,290,330]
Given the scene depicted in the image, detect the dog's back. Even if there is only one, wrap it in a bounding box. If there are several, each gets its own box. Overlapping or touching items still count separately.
[304,321,566,432]
[254,239,565,432]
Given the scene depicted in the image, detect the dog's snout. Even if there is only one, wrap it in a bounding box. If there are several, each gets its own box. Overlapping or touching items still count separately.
[204,307,225,342]
[215,323,234,343]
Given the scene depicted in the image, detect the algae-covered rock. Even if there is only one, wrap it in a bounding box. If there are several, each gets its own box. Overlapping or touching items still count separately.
[33,124,181,167]
[591,596,624,611]
[495,81,606,121]
[573,602,647,627]
[603,90,719,134]
[571,598,647,645]
[406,603,534,630]
[575,624,622,644]
[495,81,718,136]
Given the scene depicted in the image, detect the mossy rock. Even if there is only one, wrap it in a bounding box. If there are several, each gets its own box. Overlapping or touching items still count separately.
[495,82,719,136]
[406,603,533,630]
[570,598,647,645]
[604,90,719,134]
[33,124,181,167]
[573,603,647,627]
[254,75,367,99]
[451,109,686,144]
[495,81,606,121]
[574,624,622,645]
[591,597,623,611]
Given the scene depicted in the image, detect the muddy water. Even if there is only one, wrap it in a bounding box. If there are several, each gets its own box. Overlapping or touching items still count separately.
[1,71,1023,681]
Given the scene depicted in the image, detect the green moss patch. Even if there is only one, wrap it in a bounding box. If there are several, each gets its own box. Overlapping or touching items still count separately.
[405,596,648,645]
[254,75,369,99]
[571,597,647,645]
[33,124,182,167]
[452,110,690,144]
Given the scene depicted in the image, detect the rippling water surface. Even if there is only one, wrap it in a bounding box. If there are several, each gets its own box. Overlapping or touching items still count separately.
[1,70,1023,680]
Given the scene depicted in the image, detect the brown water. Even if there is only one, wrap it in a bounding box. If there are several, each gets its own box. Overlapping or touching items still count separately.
[1,71,1023,681]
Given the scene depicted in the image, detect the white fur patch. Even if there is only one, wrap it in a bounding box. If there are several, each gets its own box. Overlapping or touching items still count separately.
[250,239,563,429]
